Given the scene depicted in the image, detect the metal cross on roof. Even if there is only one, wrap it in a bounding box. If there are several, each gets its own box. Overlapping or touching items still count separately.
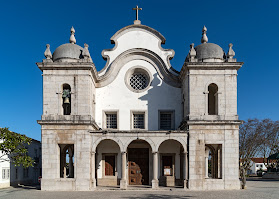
[132,5,142,21]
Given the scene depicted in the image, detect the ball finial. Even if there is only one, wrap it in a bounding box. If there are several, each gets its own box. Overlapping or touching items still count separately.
[201,26,208,44]
[69,26,76,44]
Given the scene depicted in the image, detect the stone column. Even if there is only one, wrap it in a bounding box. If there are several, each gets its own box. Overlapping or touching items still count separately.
[217,147,222,179]
[204,91,209,115]
[69,155,73,178]
[184,151,188,189]
[205,156,209,178]
[215,92,221,115]
[91,152,96,189]
[152,152,159,189]
[120,152,127,189]
[63,167,67,178]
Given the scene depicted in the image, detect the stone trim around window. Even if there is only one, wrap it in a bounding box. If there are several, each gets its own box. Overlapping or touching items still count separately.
[103,110,119,130]
[130,110,148,130]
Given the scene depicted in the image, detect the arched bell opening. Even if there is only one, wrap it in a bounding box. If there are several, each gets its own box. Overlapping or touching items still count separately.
[208,83,218,115]
[62,84,71,115]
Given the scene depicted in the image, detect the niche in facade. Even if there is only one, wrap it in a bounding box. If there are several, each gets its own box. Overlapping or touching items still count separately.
[62,84,71,115]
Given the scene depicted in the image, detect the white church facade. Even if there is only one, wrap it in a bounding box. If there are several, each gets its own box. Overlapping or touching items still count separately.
[37,10,243,191]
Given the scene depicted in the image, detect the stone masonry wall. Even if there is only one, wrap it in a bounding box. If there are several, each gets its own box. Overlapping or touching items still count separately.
[188,124,240,190]
[41,124,93,191]
[42,70,95,117]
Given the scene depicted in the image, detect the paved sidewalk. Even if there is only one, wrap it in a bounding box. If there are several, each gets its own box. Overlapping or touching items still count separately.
[0,178,278,199]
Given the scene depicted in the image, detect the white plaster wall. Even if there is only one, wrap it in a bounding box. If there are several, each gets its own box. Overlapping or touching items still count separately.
[101,30,173,75]
[95,59,182,130]
[0,143,10,188]
[96,140,121,179]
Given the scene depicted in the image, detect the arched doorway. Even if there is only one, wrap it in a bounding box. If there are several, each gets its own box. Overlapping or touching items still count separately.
[158,139,185,187]
[96,139,121,187]
[127,140,152,186]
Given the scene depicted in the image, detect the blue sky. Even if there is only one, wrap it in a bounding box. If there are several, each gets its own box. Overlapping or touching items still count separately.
[0,0,278,141]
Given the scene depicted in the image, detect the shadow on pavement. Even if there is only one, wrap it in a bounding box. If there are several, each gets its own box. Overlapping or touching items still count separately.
[11,184,41,190]
[246,177,279,182]
[123,194,193,199]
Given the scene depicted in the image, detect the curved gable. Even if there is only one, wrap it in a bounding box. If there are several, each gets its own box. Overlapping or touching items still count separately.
[98,24,179,87]
[110,24,166,44]
[97,48,180,88]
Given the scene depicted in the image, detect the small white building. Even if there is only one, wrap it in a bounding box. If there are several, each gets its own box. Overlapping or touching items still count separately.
[0,138,41,188]
[37,9,243,191]
[0,139,10,188]
[10,139,42,186]
[247,158,267,175]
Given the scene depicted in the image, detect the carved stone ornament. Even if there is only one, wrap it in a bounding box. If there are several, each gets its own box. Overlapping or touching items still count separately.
[44,44,52,59]
[227,43,236,62]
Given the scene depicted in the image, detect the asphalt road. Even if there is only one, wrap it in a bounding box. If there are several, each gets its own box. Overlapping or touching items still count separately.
[0,178,278,199]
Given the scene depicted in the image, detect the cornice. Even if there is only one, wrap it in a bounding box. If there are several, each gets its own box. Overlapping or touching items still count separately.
[180,62,244,79]
[186,120,243,125]
[36,62,99,84]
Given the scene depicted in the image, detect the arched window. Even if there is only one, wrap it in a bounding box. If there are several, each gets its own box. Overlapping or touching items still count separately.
[62,84,71,115]
[59,144,74,178]
[208,83,218,115]
[205,144,222,179]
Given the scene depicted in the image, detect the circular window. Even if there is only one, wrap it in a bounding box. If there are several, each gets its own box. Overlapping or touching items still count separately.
[125,66,152,93]
[129,73,148,90]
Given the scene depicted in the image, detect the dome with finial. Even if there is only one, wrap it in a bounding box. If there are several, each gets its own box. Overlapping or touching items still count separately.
[194,26,225,62]
[52,26,84,62]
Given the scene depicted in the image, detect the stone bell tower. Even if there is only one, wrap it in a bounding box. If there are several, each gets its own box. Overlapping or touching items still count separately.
[180,26,243,190]
[37,27,98,191]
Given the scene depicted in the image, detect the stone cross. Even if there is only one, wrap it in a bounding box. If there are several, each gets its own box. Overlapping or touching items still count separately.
[132,5,142,20]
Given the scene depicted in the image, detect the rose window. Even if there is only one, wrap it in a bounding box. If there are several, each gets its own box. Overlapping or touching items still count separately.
[129,73,148,90]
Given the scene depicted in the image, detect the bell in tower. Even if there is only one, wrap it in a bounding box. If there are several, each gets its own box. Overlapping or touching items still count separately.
[62,85,71,115]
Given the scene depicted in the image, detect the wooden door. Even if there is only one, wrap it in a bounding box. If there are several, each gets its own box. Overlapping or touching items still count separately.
[105,155,115,176]
[128,148,149,185]
[129,161,141,185]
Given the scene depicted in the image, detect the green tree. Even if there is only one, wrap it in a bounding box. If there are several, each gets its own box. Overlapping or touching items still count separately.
[0,127,34,168]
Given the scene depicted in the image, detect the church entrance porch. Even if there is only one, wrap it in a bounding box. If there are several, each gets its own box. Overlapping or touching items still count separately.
[91,132,188,190]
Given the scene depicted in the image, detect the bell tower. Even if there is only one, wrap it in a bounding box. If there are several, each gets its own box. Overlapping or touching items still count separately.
[180,27,243,190]
[37,27,98,191]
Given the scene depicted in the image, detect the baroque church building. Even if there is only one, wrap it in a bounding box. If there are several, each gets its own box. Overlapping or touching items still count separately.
[37,11,243,191]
